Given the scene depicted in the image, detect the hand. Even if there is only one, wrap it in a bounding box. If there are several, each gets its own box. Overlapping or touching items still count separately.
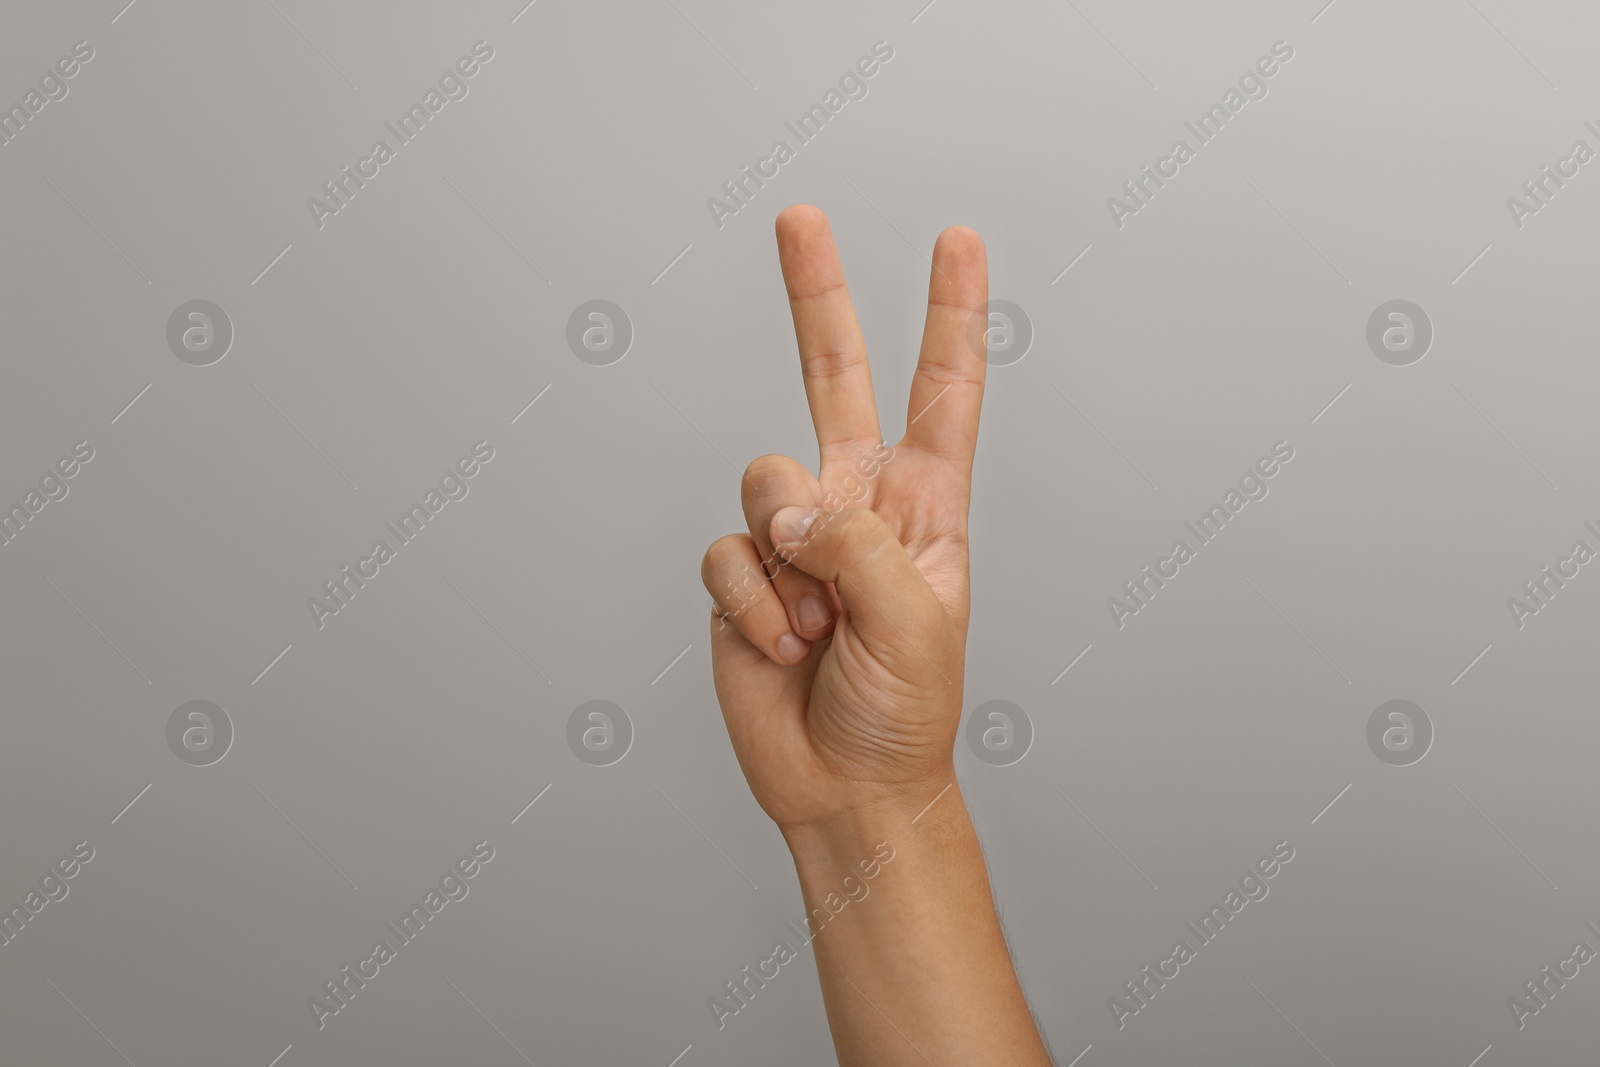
[701,204,988,833]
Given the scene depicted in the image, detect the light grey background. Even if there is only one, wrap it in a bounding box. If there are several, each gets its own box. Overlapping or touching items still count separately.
[2,0,1597,1064]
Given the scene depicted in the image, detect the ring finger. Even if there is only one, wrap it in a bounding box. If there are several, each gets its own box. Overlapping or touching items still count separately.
[741,454,839,640]
[701,533,811,666]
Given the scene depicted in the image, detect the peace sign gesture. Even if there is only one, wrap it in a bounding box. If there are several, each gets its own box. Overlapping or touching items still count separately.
[702,204,989,832]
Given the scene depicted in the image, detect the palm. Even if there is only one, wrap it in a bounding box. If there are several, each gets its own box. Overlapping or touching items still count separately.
[704,206,988,828]
[866,450,972,613]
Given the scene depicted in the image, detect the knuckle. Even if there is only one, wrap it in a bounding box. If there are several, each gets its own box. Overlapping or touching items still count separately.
[785,277,848,302]
[700,535,748,586]
[816,431,879,461]
[701,535,770,616]
[906,527,968,554]
[802,348,867,381]
[742,453,797,500]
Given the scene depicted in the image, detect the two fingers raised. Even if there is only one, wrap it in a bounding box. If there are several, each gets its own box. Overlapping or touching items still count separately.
[704,206,986,670]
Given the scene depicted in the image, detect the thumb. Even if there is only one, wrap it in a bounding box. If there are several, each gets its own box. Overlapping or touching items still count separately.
[771,506,944,650]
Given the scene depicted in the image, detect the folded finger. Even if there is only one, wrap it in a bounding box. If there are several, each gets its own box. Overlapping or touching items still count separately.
[702,533,811,666]
[741,454,838,639]
[769,506,948,672]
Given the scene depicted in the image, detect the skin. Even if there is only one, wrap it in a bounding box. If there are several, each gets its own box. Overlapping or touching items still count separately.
[701,204,1054,1066]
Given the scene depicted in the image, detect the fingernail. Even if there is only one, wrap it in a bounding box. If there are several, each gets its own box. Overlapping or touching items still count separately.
[776,633,809,664]
[797,595,831,633]
[773,506,816,543]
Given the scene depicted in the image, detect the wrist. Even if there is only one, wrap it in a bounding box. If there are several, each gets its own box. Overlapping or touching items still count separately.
[779,771,970,873]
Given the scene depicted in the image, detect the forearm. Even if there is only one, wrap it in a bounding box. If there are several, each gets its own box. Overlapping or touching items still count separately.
[781,777,1054,1067]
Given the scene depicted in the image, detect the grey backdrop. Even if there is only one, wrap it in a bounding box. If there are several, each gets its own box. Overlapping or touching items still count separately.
[2,0,1598,1064]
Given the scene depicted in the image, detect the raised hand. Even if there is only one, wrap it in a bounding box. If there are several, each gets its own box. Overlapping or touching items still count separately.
[700,207,1051,1067]
[701,203,988,833]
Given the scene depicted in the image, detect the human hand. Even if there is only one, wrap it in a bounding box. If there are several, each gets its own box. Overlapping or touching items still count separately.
[701,204,988,833]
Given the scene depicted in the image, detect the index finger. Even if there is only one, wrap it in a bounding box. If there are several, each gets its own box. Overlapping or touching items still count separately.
[775,205,882,468]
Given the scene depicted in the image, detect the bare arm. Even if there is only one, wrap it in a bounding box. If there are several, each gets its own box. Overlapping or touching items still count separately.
[785,788,1051,1066]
